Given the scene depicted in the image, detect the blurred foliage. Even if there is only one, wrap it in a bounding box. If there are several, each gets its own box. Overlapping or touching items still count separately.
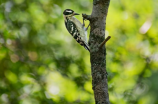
[0,0,158,104]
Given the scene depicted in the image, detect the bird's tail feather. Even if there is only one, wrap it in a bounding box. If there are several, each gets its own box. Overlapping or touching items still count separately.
[84,42,90,52]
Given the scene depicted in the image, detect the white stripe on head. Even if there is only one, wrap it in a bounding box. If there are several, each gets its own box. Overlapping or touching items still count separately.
[66,10,73,13]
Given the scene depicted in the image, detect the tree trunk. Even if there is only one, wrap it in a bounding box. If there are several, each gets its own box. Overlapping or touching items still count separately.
[83,0,110,104]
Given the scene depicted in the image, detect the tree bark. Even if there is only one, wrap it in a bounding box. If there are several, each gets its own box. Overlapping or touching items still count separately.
[83,0,110,104]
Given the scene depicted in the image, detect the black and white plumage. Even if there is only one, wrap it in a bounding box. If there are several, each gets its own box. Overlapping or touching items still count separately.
[63,9,90,52]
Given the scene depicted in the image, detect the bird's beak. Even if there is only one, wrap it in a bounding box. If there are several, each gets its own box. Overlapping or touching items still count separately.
[74,13,80,15]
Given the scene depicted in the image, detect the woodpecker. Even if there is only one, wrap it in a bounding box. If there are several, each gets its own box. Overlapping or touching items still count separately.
[63,9,90,52]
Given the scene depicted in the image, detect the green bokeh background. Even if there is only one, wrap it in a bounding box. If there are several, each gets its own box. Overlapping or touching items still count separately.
[0,0,158,104]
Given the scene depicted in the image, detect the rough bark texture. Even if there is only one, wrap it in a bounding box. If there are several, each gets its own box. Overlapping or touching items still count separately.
[83,0,110,104]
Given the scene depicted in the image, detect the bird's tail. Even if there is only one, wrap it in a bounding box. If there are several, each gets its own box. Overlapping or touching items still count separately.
[84,42,90,52]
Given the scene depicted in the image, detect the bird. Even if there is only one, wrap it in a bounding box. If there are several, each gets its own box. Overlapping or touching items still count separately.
[63,9,90,52]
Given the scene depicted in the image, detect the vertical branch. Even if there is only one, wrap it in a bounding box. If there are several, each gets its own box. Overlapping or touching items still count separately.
[83,0,110,104]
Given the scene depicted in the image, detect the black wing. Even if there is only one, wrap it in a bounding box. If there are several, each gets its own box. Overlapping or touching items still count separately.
[65,20,90,51]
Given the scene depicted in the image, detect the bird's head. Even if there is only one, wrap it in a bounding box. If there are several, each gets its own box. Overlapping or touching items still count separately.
[63,9,79,20]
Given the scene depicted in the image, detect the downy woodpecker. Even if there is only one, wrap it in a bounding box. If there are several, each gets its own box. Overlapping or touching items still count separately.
[63,9,90,52]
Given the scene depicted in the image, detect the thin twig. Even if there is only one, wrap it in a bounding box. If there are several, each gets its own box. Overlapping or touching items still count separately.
[99,36,111,48]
